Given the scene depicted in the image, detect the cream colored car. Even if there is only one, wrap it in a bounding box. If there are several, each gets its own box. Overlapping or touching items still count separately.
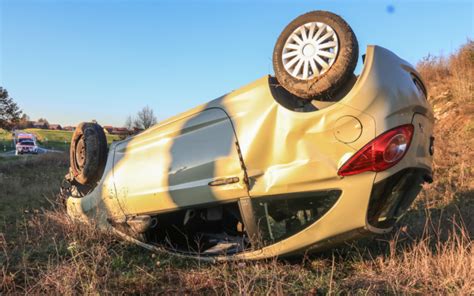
[62,11,434,260]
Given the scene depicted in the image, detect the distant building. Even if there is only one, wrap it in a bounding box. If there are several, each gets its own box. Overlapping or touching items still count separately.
[49,124,62,130]
[111,127,130,136]
[63,126,75,131]
[103,126,114,134]
[32,121,47,129]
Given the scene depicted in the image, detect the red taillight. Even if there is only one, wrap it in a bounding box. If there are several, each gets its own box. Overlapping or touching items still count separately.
[338,124,414,176]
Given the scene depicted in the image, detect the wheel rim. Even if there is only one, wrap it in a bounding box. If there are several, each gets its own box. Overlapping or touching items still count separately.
[282,22,339,80]
[74,136,86,170]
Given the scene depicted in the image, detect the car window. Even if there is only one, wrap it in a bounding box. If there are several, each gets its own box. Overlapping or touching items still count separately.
[252,190,341,245]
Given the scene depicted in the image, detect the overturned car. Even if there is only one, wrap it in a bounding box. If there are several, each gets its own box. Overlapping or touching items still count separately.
[62,11,434,260]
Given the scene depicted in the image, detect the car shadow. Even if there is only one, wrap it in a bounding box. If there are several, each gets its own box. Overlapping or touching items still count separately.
[165,100,239,207]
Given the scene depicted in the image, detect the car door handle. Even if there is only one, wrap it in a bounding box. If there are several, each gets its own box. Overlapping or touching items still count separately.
[208,177,240,186]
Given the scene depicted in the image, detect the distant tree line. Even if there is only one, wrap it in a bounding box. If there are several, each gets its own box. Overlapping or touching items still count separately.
[1,86,158,133]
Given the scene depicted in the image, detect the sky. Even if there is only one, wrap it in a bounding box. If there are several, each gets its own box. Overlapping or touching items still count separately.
[1,0,473,127]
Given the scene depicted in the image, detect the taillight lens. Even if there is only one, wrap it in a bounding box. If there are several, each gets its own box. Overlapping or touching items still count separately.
[338,124,414,176]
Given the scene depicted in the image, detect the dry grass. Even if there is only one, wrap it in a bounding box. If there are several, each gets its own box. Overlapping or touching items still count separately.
[417,40,473,104]
[347,218,473,294]
[1,41,473,294]
[416,40,474,207]
[1,199,471,294]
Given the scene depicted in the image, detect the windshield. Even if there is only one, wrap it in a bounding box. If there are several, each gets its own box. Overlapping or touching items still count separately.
[19,141,35,146]
[19,138,34,143]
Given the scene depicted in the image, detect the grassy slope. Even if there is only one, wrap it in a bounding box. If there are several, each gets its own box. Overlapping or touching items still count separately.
[25,128,121,150]
[1,42,473,294]
[0,129,13,152]
[0,128,120,151]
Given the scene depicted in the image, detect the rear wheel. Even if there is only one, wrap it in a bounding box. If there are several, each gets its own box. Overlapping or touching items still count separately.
[273,11,358,100]
[70,122,107,186]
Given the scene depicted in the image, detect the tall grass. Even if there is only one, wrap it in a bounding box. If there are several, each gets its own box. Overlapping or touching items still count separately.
[347,215,473,294]
[416,40,474,207]
[1,200,471,294]
[417,40,473,104]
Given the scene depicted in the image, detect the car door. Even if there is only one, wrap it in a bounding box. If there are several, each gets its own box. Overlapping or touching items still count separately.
[112,108,248,215]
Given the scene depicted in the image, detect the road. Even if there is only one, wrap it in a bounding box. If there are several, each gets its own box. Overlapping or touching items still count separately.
[0,146,65,157]
[0,147,65,157]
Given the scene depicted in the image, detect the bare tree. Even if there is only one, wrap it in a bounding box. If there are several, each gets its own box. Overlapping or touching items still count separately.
[133,106,157,130]
[124,115,133,130]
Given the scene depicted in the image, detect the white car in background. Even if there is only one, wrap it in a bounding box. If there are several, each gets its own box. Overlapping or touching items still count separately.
[15,133,39,155]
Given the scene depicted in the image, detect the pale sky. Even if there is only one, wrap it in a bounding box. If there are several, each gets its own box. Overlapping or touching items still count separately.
[1,0,472,126]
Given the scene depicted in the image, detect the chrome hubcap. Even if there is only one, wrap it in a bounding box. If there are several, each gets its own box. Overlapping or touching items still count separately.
[282,22,339,80]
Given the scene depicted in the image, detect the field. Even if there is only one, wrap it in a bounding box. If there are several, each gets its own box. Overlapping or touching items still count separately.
[0,43,473,294]
[0,129,13,153]
[0,128,121,152]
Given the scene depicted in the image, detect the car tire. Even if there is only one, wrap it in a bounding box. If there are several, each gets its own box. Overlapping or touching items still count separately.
[273,11,358,100]
[70,122,108,186]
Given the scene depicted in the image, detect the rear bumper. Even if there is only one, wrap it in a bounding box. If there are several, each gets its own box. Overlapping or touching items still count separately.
[235,167,431,259]
[367,167,431,230]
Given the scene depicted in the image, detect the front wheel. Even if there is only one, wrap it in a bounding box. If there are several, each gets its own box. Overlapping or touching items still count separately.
[273,11,358,100]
